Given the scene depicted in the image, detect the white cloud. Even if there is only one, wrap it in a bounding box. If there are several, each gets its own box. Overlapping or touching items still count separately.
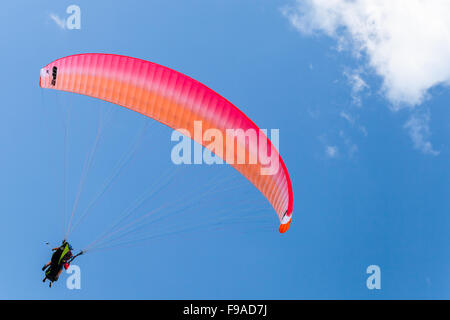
[340,111,354,124]
[404,111,440,155]
[358,125,368,137]
[344,69,368,106]
[340,111,368,136]
[339,130,358,158]
[282,0,450,107]
[49,13,66,29]
[325,145,338,158]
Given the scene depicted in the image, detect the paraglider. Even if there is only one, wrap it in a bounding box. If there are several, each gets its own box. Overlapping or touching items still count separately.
[42,240,83,287]
[39,53,294,233]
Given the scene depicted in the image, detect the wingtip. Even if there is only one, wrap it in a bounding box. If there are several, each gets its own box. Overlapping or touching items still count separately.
[278,220,291,233]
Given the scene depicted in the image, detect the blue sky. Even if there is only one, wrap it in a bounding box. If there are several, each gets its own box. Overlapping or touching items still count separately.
[0,1,448,299]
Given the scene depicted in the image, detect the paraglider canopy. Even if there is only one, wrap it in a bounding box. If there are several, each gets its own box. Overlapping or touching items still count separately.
[39,53,294,232]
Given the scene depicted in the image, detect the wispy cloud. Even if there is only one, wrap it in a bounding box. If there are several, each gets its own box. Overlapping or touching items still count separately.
[344,69,368,106]
[282,0,450,108]
[282,0,447,155]
[404,110,440,156]
[339,130,358,158]
[49,13,66,29]
[325,145,338,158]
[320,130,358,160]
[358,125,368,137]
[340,111,354,125]
[340,111,368,136]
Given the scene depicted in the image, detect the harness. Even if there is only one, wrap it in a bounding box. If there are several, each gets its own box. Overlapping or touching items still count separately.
[58,243,71,265]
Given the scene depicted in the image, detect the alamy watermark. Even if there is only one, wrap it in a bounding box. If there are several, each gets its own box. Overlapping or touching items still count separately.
[50,5,81,30]
[366,265,381,290]
[66,264,81,290]
[170,121,281,175]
